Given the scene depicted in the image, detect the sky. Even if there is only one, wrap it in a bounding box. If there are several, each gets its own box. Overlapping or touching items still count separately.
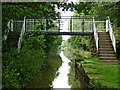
[55,1,76,41]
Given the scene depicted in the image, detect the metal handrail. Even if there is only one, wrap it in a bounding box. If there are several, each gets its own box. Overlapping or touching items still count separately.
[18,16,26,53]
[107,16,116,53]
[93,17,99,54]
[3,20,13,40]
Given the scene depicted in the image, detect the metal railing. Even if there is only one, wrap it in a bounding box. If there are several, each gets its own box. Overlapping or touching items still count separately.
[25,17,93,32]
[3,20,13,40]
[107,16,116,53]
[18,16,26,53]
[93,17,99,54]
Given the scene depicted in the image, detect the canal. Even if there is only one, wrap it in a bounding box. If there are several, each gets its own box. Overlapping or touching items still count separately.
[25,36,81,88]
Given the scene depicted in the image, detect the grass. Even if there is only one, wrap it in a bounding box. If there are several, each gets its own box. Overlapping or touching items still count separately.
[76,57,119,88]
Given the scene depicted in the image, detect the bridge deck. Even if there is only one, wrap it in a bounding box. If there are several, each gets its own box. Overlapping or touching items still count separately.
[26,31,93,35]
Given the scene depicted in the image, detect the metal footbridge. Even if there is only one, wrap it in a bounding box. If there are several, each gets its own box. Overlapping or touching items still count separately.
[4,16,116,53]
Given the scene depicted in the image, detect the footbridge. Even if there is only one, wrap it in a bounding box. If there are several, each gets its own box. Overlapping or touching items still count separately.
[4,16,116,60]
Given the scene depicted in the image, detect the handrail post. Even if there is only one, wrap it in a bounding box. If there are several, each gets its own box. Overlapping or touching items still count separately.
[58,17,60,32]
[24,16,26,31]
[106,17,109,32]
[9,20,13,32]
[70,17,72,32]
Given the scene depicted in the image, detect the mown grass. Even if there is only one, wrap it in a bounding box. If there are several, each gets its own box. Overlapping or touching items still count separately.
[76,57,119,89]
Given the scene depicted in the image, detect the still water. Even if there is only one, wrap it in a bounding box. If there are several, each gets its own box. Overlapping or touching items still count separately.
[25,41,81,88]
[52,41,71,88]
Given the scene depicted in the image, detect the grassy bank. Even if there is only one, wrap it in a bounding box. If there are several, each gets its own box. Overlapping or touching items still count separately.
[63,46,118,89]
[76,57,119,89]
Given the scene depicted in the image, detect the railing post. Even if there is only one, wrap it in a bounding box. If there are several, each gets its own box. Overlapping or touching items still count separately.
[106,17,109,32]
[10,20,13,32]
[58,17,60,32]
[70,17,72,32]
[45,19,46,31]
[24,16,26,31]
[82,18,84,33]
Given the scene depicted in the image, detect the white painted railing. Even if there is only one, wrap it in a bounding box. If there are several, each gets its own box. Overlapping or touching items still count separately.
[18,16,26,53]
[93,17,99,54]
[3,20,13,40]
[107,16,116,53]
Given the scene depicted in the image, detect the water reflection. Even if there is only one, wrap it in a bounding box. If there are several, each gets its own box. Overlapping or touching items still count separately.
[52,51,71,88]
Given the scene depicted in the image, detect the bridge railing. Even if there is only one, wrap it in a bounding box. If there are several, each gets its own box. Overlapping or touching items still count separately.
[26,19,60,32]
[106,16,116,53]
[25,17,93,33]
[93,17,99,54]
[71,18,93,32]
[18,16,26,53]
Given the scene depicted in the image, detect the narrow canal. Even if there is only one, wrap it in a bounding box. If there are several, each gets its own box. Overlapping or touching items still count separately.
[25,36,81,88]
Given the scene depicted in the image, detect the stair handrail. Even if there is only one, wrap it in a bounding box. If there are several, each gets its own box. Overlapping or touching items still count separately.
[93,17,99,54]
[107,16,116,53]
[3,19,13,40]
[18,16,26,53]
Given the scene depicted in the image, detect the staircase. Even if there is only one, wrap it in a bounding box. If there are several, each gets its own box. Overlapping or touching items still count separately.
[7,31,20,47]
[98,32,116,60]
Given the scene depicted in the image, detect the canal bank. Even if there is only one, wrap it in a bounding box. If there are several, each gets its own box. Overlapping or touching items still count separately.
[25,55,62,88]
[63,48,119,89]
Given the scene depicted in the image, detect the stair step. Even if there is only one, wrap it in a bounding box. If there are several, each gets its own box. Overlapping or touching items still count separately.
[99,38,111,40]
[98,35,110,38]
[98,32,109,34]
[99,48,113,51]
[99,54,115,57]
[99,42,112,45]
[99,43,112,46]
[6,31,20,47]
[99,51,115,54]
[99,57,116,60]
[99,45,112,48]
[99,40,111,43]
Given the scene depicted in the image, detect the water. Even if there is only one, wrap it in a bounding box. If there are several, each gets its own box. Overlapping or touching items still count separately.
[25,44,81,88]
[52,51,71,88]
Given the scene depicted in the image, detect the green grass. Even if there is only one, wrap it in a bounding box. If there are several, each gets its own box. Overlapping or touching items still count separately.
[76,57,119,88]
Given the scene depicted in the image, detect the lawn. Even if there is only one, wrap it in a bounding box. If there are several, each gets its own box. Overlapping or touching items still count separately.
[76,57,119,88]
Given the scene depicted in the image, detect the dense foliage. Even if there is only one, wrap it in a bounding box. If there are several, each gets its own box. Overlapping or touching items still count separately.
[64,2,120,59]
[2,1,120,88]
[2,2,62,88]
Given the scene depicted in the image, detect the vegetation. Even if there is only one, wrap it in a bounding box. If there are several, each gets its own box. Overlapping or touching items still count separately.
[2,32,62,88]
[2,1,120,89]
[63,50,81,88]
[25,55,62,88]
[76,57,118,89]
[63,2,119,89]
[2,2,62,88]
